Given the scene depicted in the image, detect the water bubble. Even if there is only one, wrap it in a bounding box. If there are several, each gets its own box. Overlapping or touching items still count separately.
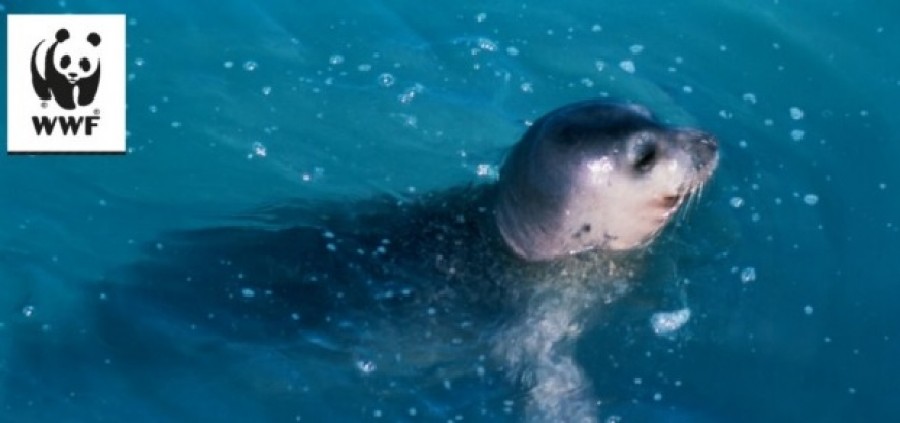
[377,73,395,87]
[520,82,533,93]
[357,64,372,72]
[328,54,345,65]
[242,61,258,71]
[390,113,417,127]
[477,37,498,52]
[789,107,805,120]
[356,360,377,373]
[804,305,814,315]
[591,24,603,32]
[475,164,499,179]
[223,61,234,69]
[729,197,744,208]
[682,86,693,93]
[740,267,757,283]
[134,57,145,67]
[650,308,691,335]
[619,60,636,74]
[170,121,182,128]
[594,60,606,72]
[398,83,424,104]
[475,12,487,23]
[505,46,520,56]
[803,194,819,205]
[251,141,267,157]
[790,129,806,141]
[22,305,34,317]
[261,86,272,96]
[241,288,256,299]
[742,93,757,104]
[629,44,645,54]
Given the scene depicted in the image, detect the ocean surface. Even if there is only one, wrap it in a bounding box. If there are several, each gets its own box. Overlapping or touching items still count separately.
[2,0,899,421]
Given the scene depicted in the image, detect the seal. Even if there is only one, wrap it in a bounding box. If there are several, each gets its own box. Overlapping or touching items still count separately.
[488,100,717,422]
[495,100,718,261]
[19,100,718,422]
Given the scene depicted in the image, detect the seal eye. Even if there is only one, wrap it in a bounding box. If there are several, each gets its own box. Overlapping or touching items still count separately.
[632,142,658,173]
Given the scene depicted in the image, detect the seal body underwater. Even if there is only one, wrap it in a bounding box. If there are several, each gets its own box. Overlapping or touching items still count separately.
[11,100,717,422]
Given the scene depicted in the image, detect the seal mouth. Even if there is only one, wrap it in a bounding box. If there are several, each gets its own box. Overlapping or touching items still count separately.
[661,194,681,209]
[658,193,687,219]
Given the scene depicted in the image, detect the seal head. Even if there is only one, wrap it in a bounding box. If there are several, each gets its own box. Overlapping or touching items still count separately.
[494,101,718,261]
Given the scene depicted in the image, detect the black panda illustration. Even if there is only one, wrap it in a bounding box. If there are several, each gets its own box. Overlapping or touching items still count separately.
[30,28,102,110]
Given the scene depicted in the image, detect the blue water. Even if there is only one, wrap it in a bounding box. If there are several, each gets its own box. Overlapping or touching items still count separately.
[2,0,899,421]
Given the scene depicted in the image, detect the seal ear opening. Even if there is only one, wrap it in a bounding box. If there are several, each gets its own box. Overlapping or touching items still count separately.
[87,33,101,47]
[55,29,70,42]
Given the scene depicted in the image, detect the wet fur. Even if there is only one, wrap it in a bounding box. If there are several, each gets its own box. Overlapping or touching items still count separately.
[35,185,642,421]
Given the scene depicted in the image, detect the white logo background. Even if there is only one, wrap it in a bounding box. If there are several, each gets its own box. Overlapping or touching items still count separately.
[7,14,126,154]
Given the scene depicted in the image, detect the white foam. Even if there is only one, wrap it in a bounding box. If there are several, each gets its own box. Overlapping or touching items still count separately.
[650,308,691,335]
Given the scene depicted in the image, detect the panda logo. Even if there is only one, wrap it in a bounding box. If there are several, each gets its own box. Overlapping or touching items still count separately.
[30,28,102,111]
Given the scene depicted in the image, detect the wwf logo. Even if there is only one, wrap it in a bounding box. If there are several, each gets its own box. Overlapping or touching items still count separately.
[8,14,126,154]
[30,28,101,110]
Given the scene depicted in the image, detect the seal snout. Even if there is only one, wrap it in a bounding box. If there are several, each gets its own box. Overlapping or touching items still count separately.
[697,134,718,164]
[673,129,719,173]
